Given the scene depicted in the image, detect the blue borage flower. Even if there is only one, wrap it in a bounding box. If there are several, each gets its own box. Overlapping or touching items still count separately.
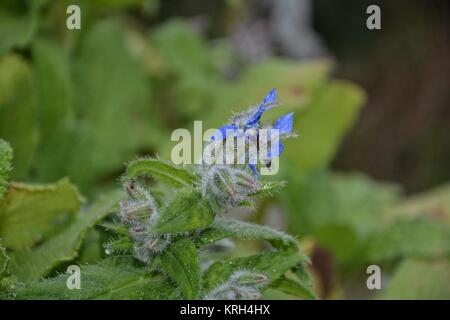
[211,88,278,141]
[245,87,277,128]
[210,88,294,176]
[267,111,294,158]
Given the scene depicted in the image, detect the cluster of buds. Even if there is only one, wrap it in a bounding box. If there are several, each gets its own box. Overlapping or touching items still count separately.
[204,270,269,300]
[199,165,260,212]
[116,179,171,263]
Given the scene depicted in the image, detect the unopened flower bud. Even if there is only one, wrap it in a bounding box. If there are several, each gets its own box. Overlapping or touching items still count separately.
[231,270,268,288]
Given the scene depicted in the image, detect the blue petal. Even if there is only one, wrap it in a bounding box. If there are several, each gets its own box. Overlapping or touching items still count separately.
[268,140,284,158]
[211,124,237,140]
[263,88,277,105]
[273,112,294,135]
[248,164,259,177]
[245,88,277,127]
[246,105,265,127]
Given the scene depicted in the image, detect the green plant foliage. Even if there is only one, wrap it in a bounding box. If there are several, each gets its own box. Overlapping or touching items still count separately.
[12,258,179,300]
[196,218,297,250]
[202,251,307,293]
[0,179,84,250]
[285,80,365,172]
[10,190,122,281]
[282,171,399,263]
[249,181,287,199]
[385,182,450,223]
[366,218,450,262]
[5,154,310,299]
[151,20,219,118]
[126,158,198,188]
[118,152,309,299]
[0,55,38,179]
[0,242,8,279]
[381,259,450,300]
[1,80,311,299]
[161,238,200,299]
[1,1,448,300]
[0,0,47,56]
[66,19,157,192]
[0,140,13,198]
[271,276,316,300]
[151,188,214,234]
[31,39,76,181]
[1,17,169,194]
[281,169,450,297]
[78,229,103,264]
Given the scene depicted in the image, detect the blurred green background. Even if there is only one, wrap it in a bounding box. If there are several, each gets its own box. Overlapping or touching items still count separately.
[0,0,449,299]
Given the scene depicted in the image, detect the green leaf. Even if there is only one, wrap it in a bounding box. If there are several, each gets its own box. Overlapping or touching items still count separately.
[283,171,399,264]
[32,38,76,181]
[126,158,197,188]
[366,218,450,262]
[12,258,178,300]
[103,235,133,256]
[314,225,360,266]
[0,178,84,250]
[153,20,216,80]
[284,171,397,235]
[0,139,13,198]
[78,229,103,264]
[385,182,450,224]
[270,276,316,300]
[161,238,200,299]
[10,190,122,282]
[66,19,155,192]
[151,188,213,234]
[203,250,306,292]
[285,80,365,171]
[152,20,218,118]
[293,261,313,288]
[381,259,450,300]
[196,218,297,250]
[0,54,38,179]
[0,0,46,56]
[0,242,9,279]
[92,0,146,10]
[100,222,129,236]
[249,181,286,199]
